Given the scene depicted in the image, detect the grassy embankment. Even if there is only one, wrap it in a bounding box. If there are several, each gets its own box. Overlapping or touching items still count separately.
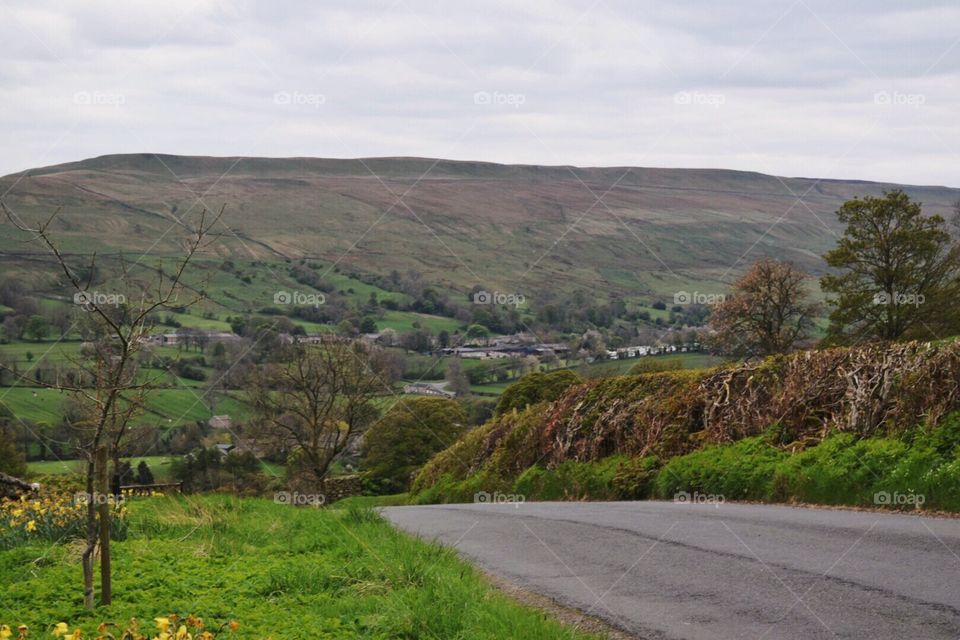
[411,341,960,512]
[1,495,599,639]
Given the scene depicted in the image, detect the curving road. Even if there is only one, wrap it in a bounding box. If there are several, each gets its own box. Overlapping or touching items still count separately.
[382,501,960,639]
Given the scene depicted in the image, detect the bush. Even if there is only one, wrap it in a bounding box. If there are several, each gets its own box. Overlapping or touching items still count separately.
[494,370,582,416]
[513,457,625,501]
[0,435,27,478]
[611,456,660,499]
[651,436,789,501]
[362,398,467,494]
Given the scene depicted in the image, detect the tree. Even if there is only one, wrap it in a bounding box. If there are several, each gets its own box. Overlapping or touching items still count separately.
[821,190,960,342]
[444,357,471,396]
[708,259,818,356]
[24,315,50,342]
[465,323,490,344]
[361,397,466,493]
[247,338,390,489]
[2,200,219,609]
[135,460,154,485]
[0,432,27,477]
[359,316,377,334]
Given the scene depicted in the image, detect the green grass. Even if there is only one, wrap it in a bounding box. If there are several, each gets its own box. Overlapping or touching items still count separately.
[1,495,598,639]
[376,311,463,334]
[27,457,285,484]
[411,412,960,512]
[0,340,83,367]
[0,386,250,428]
[0,387,67,424]
[28,456,176,482]
[331,493,411,509]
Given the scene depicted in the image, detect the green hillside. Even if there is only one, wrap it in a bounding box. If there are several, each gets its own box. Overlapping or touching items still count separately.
[5,154,959,307]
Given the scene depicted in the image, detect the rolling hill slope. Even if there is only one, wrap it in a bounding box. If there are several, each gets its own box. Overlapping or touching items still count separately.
[2,154,958,302]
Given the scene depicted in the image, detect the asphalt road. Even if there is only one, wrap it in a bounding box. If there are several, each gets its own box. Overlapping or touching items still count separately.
[382,501,960,639]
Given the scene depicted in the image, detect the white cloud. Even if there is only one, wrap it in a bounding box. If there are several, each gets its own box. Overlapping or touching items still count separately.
[1,0,959,185]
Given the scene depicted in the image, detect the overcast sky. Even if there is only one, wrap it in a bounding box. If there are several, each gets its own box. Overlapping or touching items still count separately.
[3,0,959,185]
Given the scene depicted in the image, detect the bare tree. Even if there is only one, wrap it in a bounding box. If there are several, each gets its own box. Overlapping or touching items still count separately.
[1,201,220,608]
[709,258,819,357]
[247,338,390,488]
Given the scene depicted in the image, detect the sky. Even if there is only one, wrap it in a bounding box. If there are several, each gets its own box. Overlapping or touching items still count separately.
[2,0,959,185]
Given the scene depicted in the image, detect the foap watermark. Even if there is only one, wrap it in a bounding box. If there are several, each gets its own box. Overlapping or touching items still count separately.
[874,491,925,507]
[874,91,926,108]
[674,90,725,108]
[74,291,126,308]
[274,290,326,307]
[473,91,526,108]
[274,491,326,507]
[674,491,725,507]
[473,290,526,308]
[873,291,925,307]
[673,291,725,305]
[74,90,126,108]
[474,491,525,507]
[73,491,125,506]
[273,91,326,108]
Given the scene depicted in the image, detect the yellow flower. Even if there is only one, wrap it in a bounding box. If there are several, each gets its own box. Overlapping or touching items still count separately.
[174,625,189,640]
[25,520,37,533]
[69,631,81,640]
[154,619,170,634]
[1,624,11,639]
[52,623,68,637]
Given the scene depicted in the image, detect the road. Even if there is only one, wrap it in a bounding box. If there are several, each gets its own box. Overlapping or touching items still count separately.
[382,501,960,639]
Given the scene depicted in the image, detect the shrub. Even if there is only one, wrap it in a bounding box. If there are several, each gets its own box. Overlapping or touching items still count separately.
[494,370,582,416]
[0,434,26,478]
[651,436,789,501]
[362,397,467,494]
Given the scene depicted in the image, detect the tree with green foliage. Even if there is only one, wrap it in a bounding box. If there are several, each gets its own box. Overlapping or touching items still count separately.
[0,432,27,477]
[821,190,960,342]
[465,323,490,344]
[495,369,582,416]
[362,397,467,494]
[135,460,154,485]
[24,315,50,342]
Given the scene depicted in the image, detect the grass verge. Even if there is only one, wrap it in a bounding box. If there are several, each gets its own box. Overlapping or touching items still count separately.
[1,495,600,639]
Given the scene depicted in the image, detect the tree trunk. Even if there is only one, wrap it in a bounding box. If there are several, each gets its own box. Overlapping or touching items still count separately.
[97,446,112,605]
[82,455,96,609]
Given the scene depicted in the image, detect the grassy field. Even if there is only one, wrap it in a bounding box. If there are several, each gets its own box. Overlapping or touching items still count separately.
[377,310,464,334]
[27,456,286,483]
[1,495,597,639]
[28,456,175,481]
[0,386,250,427]
[574,352,727,377]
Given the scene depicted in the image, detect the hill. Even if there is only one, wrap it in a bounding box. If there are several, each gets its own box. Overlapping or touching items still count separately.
[3,154,959,304]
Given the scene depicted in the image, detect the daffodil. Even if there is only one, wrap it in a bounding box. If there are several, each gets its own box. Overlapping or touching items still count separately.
[154,618,170,634]
[52,622,68,637]
[0,624,11,639]
[174,625,189,640]
[25,520,37,533]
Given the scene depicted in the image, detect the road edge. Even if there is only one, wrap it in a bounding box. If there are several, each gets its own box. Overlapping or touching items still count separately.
[480,570,640,640]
